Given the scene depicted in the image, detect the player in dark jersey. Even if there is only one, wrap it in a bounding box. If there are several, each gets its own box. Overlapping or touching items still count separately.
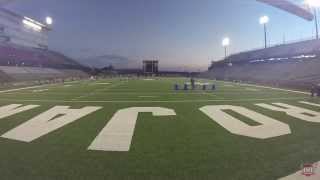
[311,85,316,97]
[190,77,195,90]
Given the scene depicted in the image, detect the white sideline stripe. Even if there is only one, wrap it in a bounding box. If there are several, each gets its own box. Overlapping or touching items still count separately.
[1,91,292,95]
[0,85,49,93]
[279,161,320,180]
[138,96,158,98]
[218,81,310,95]
[95,83,111,85]
[245,88,259,91]
[300,101,320,107]
[0,97,306,103]
[32,89,49,93]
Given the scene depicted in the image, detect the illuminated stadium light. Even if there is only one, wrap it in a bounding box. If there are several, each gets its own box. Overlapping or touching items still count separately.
[222,37,230,47]
[304,0,320,7]
[46,16,53,25]
[260,16,269,48]
[222,37,230,59]
[22,19,42,31]
[259,15,269,25]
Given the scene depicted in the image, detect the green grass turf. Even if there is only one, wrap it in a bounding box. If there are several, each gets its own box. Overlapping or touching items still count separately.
[0,77,319,180]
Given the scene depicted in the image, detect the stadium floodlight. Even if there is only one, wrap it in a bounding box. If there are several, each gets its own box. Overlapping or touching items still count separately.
[222,37,230,59]
[259,15,269,25]
[260,16,269,48]
[22,19,42,32]
[222,37,230,47]
[46,17,53,25]
[304,0,320,7]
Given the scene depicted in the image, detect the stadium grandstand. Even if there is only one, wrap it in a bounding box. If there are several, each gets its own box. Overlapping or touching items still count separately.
[1,1,320,180]
[0,7,89,83]
[204,38,320,89]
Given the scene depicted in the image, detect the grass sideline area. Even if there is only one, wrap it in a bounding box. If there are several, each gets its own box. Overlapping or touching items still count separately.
[0,77,319,180]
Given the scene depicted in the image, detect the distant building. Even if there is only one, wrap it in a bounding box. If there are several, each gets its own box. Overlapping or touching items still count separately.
[143,60,159,74]
[0,8,51,49]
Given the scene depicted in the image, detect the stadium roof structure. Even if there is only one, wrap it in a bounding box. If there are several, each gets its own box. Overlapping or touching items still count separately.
[0,7,51,31]
[211,38,320,65]
[257,0,314,21]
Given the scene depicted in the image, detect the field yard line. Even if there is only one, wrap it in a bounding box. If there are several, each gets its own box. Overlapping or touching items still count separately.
[0,97,306,103]
[218,80,310,95]
[0,80,84,94]
[138,96,158,98]
[0,84,50,93]
[71,81,125,100]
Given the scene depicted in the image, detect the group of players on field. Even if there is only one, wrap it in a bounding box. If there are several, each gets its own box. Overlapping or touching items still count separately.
[311,84,320,97]
[174,78,215,91]
[176,78,320,97]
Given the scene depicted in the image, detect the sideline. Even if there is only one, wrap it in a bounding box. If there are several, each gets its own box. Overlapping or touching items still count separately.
[0,97,307,103]
[217,80,310,95]
[0,85,50,93]
[0,80,84,94]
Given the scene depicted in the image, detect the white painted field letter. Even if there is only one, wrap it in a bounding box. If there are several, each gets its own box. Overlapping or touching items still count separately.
[88,107,176,152]
[0,104,39,119]
[299,101,320,107]
[256,103,320,123]
[200,105,291,139]
[1,106,102,142]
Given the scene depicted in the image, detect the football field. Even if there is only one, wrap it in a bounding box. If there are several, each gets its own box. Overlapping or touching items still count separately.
[0,77,319,180]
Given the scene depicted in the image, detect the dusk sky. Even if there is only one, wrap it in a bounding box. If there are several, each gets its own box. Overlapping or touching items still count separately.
[5,0,317,70]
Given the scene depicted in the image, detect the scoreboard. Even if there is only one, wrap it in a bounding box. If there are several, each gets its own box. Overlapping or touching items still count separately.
[143,60,159,74]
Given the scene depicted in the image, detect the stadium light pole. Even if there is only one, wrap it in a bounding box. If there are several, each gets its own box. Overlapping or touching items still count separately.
[304,0,320,39]
[314,8,319,39]
[260,16,269,48]
[222,37,230,59]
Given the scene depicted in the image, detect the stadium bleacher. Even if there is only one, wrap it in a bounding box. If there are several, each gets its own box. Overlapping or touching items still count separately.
[0,42,84,68]
[0,42,89,82]
[205,39,320,89]
[0,66,88,82]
